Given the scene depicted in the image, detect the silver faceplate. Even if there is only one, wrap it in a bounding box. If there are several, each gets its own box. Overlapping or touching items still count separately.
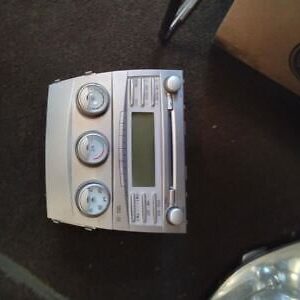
[45,69,187,233]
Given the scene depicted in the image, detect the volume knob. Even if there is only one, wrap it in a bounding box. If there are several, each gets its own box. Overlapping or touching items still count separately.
[77,83,110,117]
[166,207,184,226]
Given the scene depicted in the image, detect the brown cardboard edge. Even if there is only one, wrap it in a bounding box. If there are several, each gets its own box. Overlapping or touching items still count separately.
[214,1,300,97]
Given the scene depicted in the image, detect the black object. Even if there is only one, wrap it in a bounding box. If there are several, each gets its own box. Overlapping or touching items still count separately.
[290,44,300,80]
[159,0,201,44]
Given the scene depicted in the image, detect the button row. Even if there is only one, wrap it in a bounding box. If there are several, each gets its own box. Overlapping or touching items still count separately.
[130,193,161,225]
[127,77,160,107]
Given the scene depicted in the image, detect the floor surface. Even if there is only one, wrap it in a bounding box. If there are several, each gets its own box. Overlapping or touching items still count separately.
[1,1,300,299]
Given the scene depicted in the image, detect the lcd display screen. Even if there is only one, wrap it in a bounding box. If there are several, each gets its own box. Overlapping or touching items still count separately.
[132,113,155,187]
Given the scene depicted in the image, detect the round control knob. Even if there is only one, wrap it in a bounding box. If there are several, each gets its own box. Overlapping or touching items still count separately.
[77,83,109,117]
[76,132,109,166]
[76,182,110,217]
[164,75,182,93]
[166,207,184,226]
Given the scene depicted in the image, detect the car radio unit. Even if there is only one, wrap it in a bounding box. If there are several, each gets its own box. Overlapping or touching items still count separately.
[45,69,187,233]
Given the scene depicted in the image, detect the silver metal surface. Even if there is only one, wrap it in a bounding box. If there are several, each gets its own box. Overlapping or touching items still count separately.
[76,83,110,117]
[242,248,267,264]
[164,75,182,93]
[46,69,186,233]
[76,131,109,166]
[76,182,110,217]
[166,207,184,225]
[170,0,199,31]
[211,242,300,300]
[84,227,95,231]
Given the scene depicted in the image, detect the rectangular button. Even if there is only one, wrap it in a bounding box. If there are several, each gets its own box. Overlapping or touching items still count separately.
[120,173,124,186]
[142,193,147,223]
[132,77,140,105]
[143,77,150,106]
[118,133,123,146]
[152,193,157,224]
[151,77,155,107]
[120,174,124,186]
[119,111,124,123]
[140,78,145,107]
[119,155,125,186]
[128,79,134,106]
[130,193,136,222]
[154,77,160,106]
[119,160,124,173]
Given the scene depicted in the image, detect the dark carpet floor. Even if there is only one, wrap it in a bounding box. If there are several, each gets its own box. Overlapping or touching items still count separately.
[1,0,300,299]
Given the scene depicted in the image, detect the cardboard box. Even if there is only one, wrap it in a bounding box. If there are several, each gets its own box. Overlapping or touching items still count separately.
[216,0,300,96]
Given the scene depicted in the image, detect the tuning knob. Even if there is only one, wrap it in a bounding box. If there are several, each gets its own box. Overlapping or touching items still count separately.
[77,83,110,117]
[164,75,182,93]
[76,131,109,166]
[166,207,184,226]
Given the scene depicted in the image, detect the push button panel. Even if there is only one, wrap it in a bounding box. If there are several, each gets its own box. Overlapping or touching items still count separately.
[129,192,162,226]
[127,76,160,108]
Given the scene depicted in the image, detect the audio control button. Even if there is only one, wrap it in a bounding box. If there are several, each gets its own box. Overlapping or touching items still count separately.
[76,182,110,217]
[164,75,182,93]
[77,83,109,117]
[130,193,136,222]
[166,207,184,226]
[142,193,147,223]
[76,131,109,166]
[152,193,157,224]
[153,77,160,106]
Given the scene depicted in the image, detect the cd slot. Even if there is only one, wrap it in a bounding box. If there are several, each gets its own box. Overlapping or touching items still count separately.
[168,111,174,190]
[168,107,177,201]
